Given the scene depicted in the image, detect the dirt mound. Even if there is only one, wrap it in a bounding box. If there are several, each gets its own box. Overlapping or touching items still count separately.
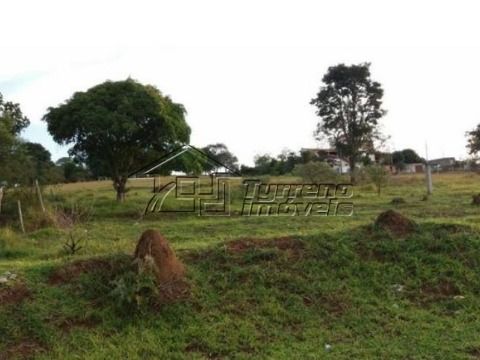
[375,210,416,236]
[134,229,185,285]
[0,283,30,306]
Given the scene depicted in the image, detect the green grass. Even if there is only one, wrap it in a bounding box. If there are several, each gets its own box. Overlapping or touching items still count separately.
[1,172,480,359]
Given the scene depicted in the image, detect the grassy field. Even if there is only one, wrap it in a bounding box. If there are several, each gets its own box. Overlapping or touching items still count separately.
[1,172,480,359]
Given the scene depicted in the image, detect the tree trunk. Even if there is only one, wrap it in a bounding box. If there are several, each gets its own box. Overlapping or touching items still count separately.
[349,158,356,185]
[116,191,126,202]
[113,177,127,202]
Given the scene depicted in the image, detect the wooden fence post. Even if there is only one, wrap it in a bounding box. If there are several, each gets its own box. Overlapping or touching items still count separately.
[35,179,46,213]
[17,200,25,234]
[0,186,3,215]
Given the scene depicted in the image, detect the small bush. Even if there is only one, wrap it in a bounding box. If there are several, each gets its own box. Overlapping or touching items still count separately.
[63,230,88,255]
[365,164,390,195]
[391,197,406,205]
[54,201,94,228]
[108,269,159,312]
[351,167,370,184]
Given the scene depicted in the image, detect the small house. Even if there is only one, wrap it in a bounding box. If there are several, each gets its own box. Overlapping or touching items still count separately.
[428,157,455,171]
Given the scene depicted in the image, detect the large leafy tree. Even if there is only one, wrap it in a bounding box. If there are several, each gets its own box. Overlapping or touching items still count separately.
[467,125,480,155]
[310,63,386,183]
[22,142,64,184]
[0,92,30,135]
[392,148,423,169]
[43,79,191,201]
[0,92,32,186]
[55,157,90,183]
[201,143,239,172]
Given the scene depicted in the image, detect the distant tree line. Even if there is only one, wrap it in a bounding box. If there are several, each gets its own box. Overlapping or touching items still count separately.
[5,66,480,203]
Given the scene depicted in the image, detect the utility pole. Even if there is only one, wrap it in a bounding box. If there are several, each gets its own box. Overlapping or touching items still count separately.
[425,142,433,195]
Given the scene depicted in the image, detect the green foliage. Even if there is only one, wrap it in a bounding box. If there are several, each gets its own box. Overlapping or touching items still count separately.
[293,161,339,183]
[0,93,38,186]
[56,157,90,182]
[108,269,159,312]
[2,174,480,358]
[247,150,302,176]
[43,78,191,201]
[467,124,480,155]
[0,92,30,135]
[21,142,64,184]
[392,149,424,169]
[365,164,389,195]
[310,63,386,182]
[201,143,239,172]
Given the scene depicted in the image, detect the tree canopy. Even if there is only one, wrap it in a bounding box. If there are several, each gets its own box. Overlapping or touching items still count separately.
[392,149,423,167]
[467,125,480,155]
[43,79,191,200]
[201,143,239,172]
[0,92,30,135]
[0,92,34,186]
[310,63,386,183]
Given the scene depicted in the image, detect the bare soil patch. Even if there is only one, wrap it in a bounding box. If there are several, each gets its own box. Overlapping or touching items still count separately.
[0,283,30,306]
[420,279,460,300]
[0,340,45,360]
[48,258,122,285]
[227,237,304,258]
[57,316,99,333]
[407,279,461,306]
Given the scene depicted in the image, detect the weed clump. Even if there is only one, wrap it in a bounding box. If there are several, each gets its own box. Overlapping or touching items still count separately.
[390,197,406,205]
[375,209,416,236]
[472,194,480,205]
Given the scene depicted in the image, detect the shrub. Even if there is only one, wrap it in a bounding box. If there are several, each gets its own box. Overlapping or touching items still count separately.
[365,164,390,195]
[108,269,159,312]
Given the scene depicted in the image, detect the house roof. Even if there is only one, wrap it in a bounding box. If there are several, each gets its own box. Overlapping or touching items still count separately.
[128,144,241,177]
[428,157,455,165]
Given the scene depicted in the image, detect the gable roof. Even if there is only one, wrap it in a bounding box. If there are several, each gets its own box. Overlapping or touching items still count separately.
[129,144,241,177]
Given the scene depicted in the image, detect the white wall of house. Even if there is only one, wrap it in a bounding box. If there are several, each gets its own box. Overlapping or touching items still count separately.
[402,163,425,173]
[331,159,350,174]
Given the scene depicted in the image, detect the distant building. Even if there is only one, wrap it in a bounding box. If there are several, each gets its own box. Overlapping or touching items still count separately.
[328,157,350,174]
[428,157,455,171]
[300,148,374,174]
[400,163,425,174]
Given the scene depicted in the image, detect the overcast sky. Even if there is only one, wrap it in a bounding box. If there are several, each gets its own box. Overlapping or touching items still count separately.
[1,0,480,165]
